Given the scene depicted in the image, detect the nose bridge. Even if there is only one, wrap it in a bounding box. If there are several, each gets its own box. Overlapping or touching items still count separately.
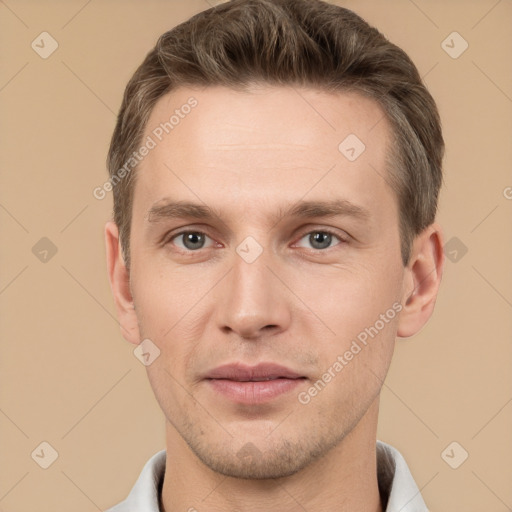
[217,240,290,338]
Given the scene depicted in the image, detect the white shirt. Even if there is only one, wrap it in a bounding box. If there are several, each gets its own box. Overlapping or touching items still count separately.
[105,440,428,511]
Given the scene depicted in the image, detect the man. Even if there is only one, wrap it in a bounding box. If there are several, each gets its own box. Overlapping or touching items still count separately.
[104,0,444,510]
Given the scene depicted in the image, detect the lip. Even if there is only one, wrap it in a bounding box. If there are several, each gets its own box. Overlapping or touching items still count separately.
[204,363,307,405]
[205,362,304,381]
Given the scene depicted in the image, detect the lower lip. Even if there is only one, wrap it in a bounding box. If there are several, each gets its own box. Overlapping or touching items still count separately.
[206,378,306,404]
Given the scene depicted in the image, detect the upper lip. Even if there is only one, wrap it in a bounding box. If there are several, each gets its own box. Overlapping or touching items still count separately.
[205,363,305,381]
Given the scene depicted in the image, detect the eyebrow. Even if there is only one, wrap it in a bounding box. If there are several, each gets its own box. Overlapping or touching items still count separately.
[146,198,371,228]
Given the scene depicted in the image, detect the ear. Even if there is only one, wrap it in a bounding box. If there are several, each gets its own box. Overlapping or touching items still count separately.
[105,220,141,345]
[397,222,445,338]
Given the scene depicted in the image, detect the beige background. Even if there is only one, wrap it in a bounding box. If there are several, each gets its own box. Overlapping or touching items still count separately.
[1,0,511,510]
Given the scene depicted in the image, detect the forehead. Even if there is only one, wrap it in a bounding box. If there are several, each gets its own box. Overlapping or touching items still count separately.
[144,84,389,154]
[133,85,394,222]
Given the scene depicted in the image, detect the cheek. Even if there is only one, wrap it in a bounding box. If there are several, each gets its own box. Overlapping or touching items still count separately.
[132,260,203,332]
[303,260,402,334]
[297,260,402,390]
[131,264,215,384]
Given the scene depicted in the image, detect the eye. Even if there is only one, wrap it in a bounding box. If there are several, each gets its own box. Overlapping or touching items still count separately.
[169,231,215,251]
[295,230,345,250]
[166,228,346,253]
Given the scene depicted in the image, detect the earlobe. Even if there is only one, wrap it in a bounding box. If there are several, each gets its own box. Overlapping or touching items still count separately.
[397,223,445,338]
[105,221,141,345]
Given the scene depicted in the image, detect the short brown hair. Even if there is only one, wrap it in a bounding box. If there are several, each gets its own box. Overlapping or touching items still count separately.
[107,0,444,270]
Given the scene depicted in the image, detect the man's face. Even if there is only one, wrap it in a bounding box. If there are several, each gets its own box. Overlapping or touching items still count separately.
[127,85,407,478]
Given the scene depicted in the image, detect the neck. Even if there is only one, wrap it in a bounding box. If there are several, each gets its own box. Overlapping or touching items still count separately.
[161,397,383,512]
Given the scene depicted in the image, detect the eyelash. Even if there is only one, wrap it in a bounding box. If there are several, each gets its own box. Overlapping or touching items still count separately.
[164,228,348,254]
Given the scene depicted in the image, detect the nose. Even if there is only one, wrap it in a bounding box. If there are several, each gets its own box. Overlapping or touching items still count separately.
[215,245,292,340]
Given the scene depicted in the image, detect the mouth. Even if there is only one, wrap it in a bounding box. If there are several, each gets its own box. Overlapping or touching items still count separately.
[205,362,305,381]
[223,376,301,381]
[204,363,307,404]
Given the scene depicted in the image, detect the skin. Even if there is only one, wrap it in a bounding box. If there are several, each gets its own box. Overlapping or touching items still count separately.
[106,85,444,512]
